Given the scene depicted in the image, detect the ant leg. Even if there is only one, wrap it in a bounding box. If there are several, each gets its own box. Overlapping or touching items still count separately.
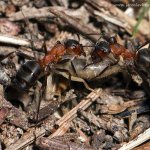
[123,67,132,93]
[96,33,104,43]
[69,76,93,91]
[21,10,39,61]
[70,61,78,76]
[54,68,72,89]
[90,65,109,80]
[83,62,98,70]
[0,47,35,62]
[34,67,48,124]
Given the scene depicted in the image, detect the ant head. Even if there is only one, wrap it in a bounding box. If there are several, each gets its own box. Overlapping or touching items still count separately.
[108,36,117,44]
[65,39,80,49]
[64,39,85,56]
[136,48,150,68]
[92,41,110,60]
[95,41,111,54]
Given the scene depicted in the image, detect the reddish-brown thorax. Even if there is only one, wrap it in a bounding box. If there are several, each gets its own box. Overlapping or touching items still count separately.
[39,43,66,68]
[110,43,135,60]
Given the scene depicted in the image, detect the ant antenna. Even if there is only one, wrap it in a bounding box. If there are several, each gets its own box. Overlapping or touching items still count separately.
[76,33,81,42]
[75,32,95,45]
[96,32,105,44]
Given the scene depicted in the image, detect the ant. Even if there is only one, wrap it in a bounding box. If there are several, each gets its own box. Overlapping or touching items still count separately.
[91,35,136,63]
[89,33,150,97]
[11,39,86,91]
[87,34,150,75]
[39,39,85,68]
[4,38,91,124]
[91,34,150,68]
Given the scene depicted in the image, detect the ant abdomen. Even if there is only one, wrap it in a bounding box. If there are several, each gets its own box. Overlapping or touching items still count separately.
[12,60,41,91]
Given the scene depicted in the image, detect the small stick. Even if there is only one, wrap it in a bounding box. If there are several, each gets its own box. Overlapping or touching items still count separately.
[50,122,71,138]
[0,34,30,46]
[118,128,150,150]
[8,7,54,21]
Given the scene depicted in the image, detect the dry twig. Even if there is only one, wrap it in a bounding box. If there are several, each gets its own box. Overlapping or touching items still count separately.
[119,128,150,150]
[0,34,30,46]
[8,7,54,21]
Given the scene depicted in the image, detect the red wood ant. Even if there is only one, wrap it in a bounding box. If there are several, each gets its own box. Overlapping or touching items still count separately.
[91,36,136,62]
[39,39,85,68]
[91,34,150,69]
[90,34,150,97]
[12,39,86,91]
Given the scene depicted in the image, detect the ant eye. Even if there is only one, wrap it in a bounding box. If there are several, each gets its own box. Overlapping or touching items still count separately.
[65,39,79,49]
[109,37,117,44]
[71,44,76,49]
[103,49,108,53]
[56,41,61,44]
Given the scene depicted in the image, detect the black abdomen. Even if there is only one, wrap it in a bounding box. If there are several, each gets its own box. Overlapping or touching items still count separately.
[13,60,41,90]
